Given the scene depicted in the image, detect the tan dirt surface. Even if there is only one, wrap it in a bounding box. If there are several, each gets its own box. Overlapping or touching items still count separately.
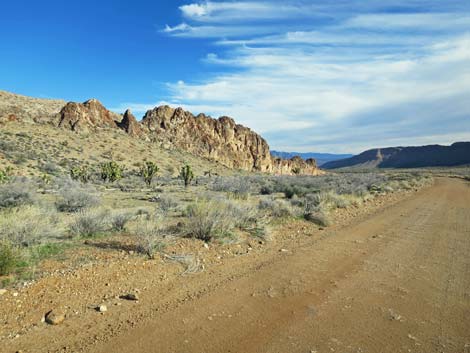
[3,178,470,353]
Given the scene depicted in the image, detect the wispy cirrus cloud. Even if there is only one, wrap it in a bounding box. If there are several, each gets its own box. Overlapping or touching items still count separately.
[148,1,470,153]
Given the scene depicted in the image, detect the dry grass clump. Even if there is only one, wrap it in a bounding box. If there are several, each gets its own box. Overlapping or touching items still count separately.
[131,216,167,258]
[0,205,62,246]
[182,198,259,242]
[110,211,134,232]
[258,198,294,218]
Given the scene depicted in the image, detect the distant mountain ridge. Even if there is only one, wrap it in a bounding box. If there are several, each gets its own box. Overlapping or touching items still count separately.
[271,151,353,166]
[322,143,470,169]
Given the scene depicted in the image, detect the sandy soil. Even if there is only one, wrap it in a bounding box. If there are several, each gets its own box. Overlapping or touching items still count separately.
[2,178,469,353]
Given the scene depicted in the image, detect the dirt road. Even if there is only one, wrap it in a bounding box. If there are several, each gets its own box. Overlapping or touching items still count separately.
[3,178,470,353]
[87,178,470,353]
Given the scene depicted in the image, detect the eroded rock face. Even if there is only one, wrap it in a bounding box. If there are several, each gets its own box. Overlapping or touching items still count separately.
[141,106,273,172]
[117,109,144,137]
[272,156,322,175]
[57,99,121,132]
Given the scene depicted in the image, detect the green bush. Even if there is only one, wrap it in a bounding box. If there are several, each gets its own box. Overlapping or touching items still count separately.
[0,240,21,276]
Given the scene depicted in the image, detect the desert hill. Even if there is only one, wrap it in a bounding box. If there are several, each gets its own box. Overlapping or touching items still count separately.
[322,143,470,169]
[271,151,353,166]
[0,90,321,176]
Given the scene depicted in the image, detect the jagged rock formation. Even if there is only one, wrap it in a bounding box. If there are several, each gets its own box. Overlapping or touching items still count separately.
[141,106,273,172]
[272,156,319,175]
[57,99,121,132]
[117,109,145,137]
[0,90,322,175]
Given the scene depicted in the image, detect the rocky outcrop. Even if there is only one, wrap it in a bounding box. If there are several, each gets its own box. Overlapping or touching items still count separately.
[57,99,121,132]
[141,106,273,172]
[272,156,321,175]
[0,90,322,175]
[117,109,145,137]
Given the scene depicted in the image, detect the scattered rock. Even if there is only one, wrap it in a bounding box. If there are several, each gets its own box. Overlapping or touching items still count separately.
[203,243,209,249]
[0,289,7,296]
[121,293,139,301]
[97,305,107,313]
[45,310,66,325]
[279,248,289,253]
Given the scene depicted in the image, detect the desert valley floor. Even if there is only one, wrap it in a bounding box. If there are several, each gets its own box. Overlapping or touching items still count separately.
[2,177,469,353]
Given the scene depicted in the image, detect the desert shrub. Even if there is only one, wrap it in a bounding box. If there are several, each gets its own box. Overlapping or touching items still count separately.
[40,162,60,175]
[260,185,273,195]
[69,208,110,237]
[0,179,36,209]
[210,177,251,199]
[157,195,179,211]
[258,198,294,218]
[0,240,22,276]
[55,181,100,212]
[0,206,61,246]
[110,211,134,232]
[131,217,166,259]
[183,199,236,241]
[304,211,331,227]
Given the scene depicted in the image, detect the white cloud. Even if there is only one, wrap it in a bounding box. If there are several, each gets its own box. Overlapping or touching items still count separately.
[152,1,470,152]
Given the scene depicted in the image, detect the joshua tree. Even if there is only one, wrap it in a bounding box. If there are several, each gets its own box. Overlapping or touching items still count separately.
[70,165,91,183]
[179,164,194,187]
[100,161,123,183]
[140,161,159,186]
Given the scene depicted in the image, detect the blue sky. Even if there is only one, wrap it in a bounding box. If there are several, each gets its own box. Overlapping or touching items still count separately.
[1,1,470,153]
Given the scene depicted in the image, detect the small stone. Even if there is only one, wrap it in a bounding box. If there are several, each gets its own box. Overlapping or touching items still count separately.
[121,293,139,301]
[0,289,7,296]
[279,248,288,253]
[45,310,65,325]
[12,292,19,297]
[97,305,107,313]
[203,243,209,249]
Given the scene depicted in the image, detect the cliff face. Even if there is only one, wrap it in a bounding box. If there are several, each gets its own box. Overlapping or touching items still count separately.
[141,106,273,172]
